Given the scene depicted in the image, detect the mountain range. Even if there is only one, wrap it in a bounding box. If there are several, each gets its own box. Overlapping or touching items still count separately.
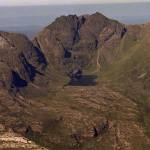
[0,12,149,149]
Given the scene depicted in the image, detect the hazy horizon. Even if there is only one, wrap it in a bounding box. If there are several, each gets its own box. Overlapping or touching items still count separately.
[0,2,150,38]
[0,0,150,6]
[1,1,150,7]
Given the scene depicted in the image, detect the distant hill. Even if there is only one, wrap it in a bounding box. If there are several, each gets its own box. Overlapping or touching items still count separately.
[0,2,150,39]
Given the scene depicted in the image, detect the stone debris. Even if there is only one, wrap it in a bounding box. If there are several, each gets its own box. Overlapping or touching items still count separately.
[0,130,48,150]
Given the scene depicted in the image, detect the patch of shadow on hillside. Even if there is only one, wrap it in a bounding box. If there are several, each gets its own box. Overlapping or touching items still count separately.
[69,75,97,86]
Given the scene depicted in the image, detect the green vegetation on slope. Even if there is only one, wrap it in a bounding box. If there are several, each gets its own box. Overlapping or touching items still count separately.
[100,25,150,138]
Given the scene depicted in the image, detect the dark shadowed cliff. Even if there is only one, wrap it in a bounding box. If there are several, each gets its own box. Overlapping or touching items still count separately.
[0,31,47,91]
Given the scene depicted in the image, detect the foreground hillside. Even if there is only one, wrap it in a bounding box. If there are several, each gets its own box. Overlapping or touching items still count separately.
[0,13,149,149]
[100,23,150,139]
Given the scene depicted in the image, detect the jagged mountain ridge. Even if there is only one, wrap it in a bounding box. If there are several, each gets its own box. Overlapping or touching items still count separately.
[33,12,126,74]
[0,12,126,91]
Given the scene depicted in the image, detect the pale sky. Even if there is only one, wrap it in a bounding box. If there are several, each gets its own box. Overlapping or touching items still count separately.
[0,0,150,6]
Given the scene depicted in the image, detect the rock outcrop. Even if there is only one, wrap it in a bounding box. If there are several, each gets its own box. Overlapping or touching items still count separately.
[0,125,47,150]
[0,32,47,91]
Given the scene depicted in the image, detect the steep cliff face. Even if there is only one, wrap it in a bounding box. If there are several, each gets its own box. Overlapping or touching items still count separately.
[0,32,47,90]
[33,12,126,75]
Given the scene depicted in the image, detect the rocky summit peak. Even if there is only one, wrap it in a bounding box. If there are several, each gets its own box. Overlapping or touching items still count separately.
[33,12,126,76]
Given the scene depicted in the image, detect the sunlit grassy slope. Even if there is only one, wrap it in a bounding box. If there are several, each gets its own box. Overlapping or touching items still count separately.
[100,24,150,138]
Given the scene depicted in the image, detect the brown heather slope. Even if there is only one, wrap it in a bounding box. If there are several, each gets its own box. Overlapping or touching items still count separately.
[0,13,149,149]
[100,23,150,141]
[26,84,149,150]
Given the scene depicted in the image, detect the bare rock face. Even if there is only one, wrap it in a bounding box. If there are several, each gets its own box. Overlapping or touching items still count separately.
[33,12,126,74]
[0,13,127,90]
[0,32,47,90]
